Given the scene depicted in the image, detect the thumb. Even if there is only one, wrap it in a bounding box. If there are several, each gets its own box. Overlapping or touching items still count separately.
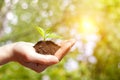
[28,52,59,65]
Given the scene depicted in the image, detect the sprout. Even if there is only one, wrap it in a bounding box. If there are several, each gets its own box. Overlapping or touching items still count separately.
[35,26,61,41]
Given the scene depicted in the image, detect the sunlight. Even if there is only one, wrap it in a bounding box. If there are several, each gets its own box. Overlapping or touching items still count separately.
[82,19,94,29]
[79,18,98,34]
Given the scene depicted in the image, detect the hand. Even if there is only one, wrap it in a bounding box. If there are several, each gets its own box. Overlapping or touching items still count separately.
[0,40,75,73]
[12,42,59,72]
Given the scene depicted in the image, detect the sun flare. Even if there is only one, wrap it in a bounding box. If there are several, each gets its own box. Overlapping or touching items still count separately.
[78,18,98,34]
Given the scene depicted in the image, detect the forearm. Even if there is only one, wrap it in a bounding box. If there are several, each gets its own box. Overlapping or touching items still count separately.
[0,44,14,65]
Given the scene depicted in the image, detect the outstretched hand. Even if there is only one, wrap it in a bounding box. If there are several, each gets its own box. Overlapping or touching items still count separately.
[0,40,75,73]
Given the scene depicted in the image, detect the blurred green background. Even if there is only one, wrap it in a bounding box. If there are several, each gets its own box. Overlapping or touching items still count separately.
[0,0,120,80]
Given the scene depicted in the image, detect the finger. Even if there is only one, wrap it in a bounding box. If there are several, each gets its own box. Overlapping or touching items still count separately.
[58,39,75,46]
[28,53,59,65]
[55,39,76,61]
[15,44,59,65]
[20,61,48,73]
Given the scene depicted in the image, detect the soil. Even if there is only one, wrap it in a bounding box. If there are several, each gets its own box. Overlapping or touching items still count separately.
[33,41,60,55]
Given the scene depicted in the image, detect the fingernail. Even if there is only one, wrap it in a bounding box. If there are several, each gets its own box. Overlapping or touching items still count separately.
[67,39,76,47]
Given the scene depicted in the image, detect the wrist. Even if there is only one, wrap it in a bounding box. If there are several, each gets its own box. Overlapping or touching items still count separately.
[0,43,15,65]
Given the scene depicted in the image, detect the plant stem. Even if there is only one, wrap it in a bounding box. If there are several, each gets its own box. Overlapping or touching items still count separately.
[43,36,45,41]
[43,33,46,41]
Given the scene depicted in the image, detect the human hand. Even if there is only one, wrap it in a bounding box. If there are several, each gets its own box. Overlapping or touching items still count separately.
[12,42,59,72]
[0,40,75,73]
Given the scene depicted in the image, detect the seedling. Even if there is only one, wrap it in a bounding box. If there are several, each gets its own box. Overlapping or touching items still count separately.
[35,26,61,41]
[33,26,61,55]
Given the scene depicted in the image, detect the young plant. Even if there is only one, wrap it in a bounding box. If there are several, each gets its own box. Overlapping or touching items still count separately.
[34,26,61,55]
[35,26,61,41]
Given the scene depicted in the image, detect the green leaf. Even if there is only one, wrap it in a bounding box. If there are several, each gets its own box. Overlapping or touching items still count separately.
[35,26,45,38]
[45,28,52,34]
[46,33,62,39]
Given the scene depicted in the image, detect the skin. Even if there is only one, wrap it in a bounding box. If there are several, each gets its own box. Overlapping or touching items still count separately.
[0,40,75,73]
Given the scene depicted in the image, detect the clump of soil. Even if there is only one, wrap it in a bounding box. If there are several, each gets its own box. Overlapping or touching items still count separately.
[33,41,60,55]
